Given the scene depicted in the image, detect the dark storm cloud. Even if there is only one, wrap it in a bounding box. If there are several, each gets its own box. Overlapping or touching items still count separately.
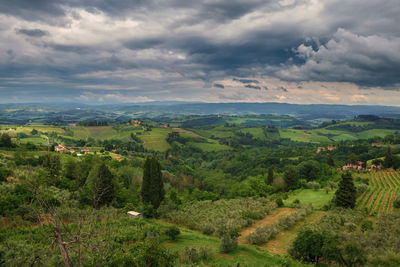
[0,0,400,103]
[245,84,261,90]
[16,28,49,37]
[276,28,400,87]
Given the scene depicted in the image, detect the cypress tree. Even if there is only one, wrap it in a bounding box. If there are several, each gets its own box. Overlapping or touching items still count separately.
[284,166,299,190]
[267,167,274,185]
[87,161,114,209]
[383,146,393,169]
[327,156,334,167]
[335,172,356,209]
[141,157,165,209]
[0,133,12,148]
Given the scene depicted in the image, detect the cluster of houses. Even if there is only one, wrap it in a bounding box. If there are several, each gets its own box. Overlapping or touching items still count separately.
[54,144,90,156]
[316,146,337,153]
[54,144,74,153]
[338,161,382,172]
[129,120,141,127]
[371,142,384,147]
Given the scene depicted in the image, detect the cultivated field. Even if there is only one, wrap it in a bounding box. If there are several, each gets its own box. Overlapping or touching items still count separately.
[357,170,400,215]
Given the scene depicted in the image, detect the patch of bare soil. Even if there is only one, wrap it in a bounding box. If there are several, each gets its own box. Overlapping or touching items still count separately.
[263,211,326,255]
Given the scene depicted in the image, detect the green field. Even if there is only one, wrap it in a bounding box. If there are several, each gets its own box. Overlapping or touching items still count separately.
[279,129,331,143]
[279,127,397,143]
[188,141,231,152]
[138,128,172,152]
[284,189,334,210]
[18,136,48,145]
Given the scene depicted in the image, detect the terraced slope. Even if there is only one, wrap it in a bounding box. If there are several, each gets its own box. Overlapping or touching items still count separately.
[356,170,400,215]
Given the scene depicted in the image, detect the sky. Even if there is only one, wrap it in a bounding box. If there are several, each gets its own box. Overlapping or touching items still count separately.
[0,0,400,105]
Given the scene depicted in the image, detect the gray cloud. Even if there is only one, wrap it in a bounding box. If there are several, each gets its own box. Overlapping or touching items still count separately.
[213,83,225,89]
[233,78,259,84]
[245,84,261,90]
[16,28,49,37]
[276,29,400,87]
[0,0,399,103]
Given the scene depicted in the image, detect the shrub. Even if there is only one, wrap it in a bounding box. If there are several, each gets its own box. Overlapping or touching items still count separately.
[220,233,238,253]
[198,246,213,260]
[307,181,321,190]
[325,187,331,194]
[246,225,279,245]
[200,223,216,235]
[181,246,213,263]
[344,222,357,232]
[142,204,157,218]
[394,194,400,208]
[360,220,373,232]
[0,167,12,182]
[276,198,284,207]
[356,184,368,197]
[272,177,286,192]
[328,181,337,190]
[165,226,180,241]
[183,247,199,262]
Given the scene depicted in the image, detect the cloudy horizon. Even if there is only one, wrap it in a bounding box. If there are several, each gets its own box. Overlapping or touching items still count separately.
[1,0,400,105]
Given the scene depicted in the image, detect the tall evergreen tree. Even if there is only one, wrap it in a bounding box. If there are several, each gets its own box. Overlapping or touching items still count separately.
[87,161,114,209]
[0,133,12,148]
[43,153,61,178]
[327,156,334,167]
[141,157,165,209]
[348,153,358,165]
[335,172,356,208]
[284,166,299,190]
[63,158,79,181]
[383,146,393,169]
[266,167,274,185]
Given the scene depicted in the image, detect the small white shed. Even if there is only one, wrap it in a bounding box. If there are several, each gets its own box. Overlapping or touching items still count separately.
[127,211,142,218]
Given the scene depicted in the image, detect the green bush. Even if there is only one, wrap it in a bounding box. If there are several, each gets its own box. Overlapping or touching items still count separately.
[360,220,373,232]
[276,198,284,207]
[356,184,368,197]
[0,167,13,182]
[394,194,400,208]
[181,246,213,263]
[165,226,180,241]
[200,223,216,235]
[220,233,238,253]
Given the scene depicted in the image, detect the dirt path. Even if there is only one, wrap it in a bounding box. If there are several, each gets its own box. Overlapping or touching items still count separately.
[263,211,326,255]
[238,208,295,244]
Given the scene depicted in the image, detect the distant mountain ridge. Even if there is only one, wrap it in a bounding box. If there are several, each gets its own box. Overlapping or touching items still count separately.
[1,102,400,125]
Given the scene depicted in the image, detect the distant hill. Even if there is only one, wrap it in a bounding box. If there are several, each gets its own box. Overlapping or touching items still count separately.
[1,102,400,125]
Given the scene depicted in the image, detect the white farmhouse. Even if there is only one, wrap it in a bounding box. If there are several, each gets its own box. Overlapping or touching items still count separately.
[127,211,142,218]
